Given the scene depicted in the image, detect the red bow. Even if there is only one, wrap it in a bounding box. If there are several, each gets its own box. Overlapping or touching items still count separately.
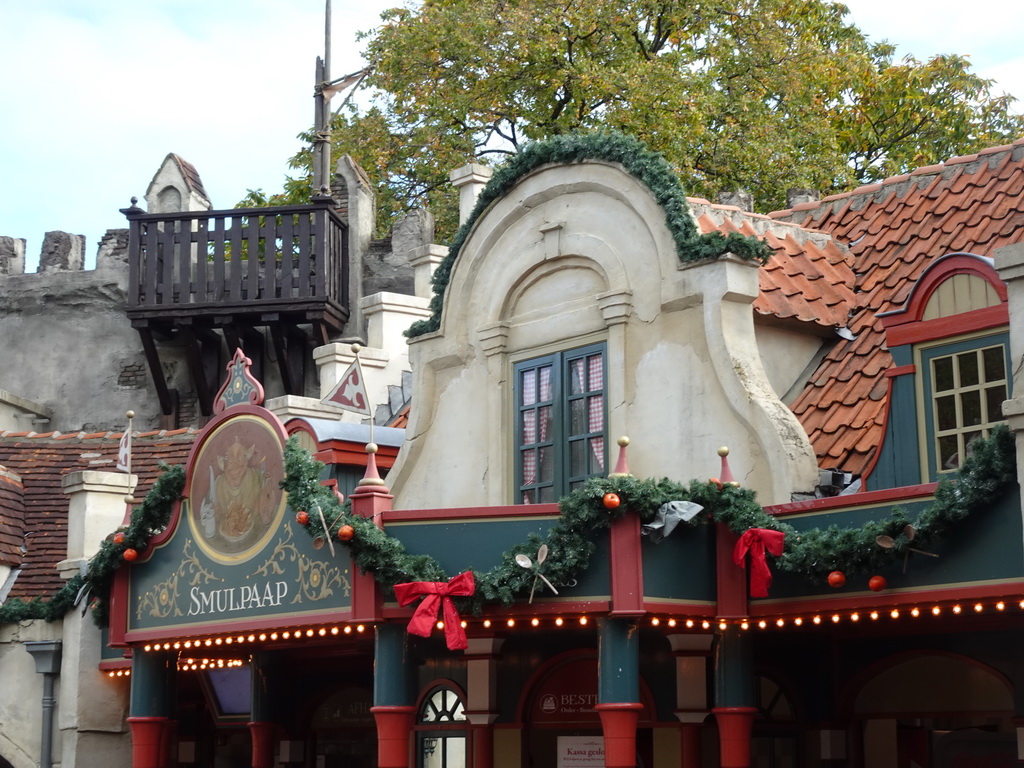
[733,528,785,598]
[393,571,475,650]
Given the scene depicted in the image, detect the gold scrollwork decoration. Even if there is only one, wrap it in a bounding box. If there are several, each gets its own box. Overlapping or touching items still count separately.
[249,524,300,578]
[135,540,223,620]
[291,556,350,604]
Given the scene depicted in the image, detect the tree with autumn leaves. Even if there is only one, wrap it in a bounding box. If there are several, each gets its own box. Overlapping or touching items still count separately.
[246,0,1024,239]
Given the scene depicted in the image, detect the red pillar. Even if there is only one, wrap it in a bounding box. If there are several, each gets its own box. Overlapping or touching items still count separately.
[471,723,493,768]
[372,705,416,768]
[595,703,643,768]
[128,716,170,768]
[712,707,757,768]
[248,722,275,768]
[680,724,702,768]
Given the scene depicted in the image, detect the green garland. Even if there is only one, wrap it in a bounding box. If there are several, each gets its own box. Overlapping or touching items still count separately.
[406,131,774,338]
[1,426,1013,628]
[0,465,185,627]
[283,425,1017,608]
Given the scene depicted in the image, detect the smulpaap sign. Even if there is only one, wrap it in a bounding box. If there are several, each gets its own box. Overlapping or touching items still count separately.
[109,350,351,644]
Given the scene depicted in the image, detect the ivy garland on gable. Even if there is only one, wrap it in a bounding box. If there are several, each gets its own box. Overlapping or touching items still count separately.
[406,131,774,338]
[0,426,1014,627]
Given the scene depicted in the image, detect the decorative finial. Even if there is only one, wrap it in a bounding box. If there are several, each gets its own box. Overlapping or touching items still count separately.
[608,436,632,478]
[718,446,738,486]
[357,442,386,486]
[130,196,138,206]
[124,494,136,504]
[126,410,135,419]
[351,343,362,355]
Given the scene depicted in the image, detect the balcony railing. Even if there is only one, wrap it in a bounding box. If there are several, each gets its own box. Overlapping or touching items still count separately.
[123,199,348,327]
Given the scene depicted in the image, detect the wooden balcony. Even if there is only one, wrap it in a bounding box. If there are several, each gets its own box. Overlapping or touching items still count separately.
[122,199,349,423]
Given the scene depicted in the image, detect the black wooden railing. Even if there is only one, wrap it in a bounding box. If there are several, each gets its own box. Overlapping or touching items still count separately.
[123,199,348,323]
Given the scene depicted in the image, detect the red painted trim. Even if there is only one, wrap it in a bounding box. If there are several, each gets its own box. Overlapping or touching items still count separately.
[248,722,276,768]
[712,707,758,768]
[596,703,644,768]
[128,716,170,768]
[383,503,561,523]
[884,364,916,378]
[880,254,1007,329]
[716,524,747,618]
[764,483,937,517]
[749,579,1024,617]
[609,512,644,616]
[885,305,1007,347]
[371,706,416,768]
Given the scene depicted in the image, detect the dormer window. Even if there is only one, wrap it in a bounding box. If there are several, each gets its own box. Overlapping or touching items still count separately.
[879,253,1010,485]
[921,335,1009,473]
[514,342,607,503]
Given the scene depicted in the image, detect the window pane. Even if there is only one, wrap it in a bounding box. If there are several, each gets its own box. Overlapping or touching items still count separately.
[983,346,1006,382]
[570,398,585,435]
[538,405,552,441]
[538,447,553,482]
[588,395,603,434]
[538,366,553,401]
[961,390,982,427]
[521,410,536,444]
[986,385,1006,421]
[958,351,979,387]
[570,439,585,477]
[589,436,605,473]
[569,358,585,395]
[933,357,955,392]
[938,434,960,470]
[936,394,958,432]
[521,489,535,504]
[964,431,983,457]
[521,449,536,485]
[588,354,603,391]
[520,369,536,406]
[538,486,555,503]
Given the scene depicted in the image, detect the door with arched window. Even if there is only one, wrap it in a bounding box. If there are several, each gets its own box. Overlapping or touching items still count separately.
[416,684,467,768]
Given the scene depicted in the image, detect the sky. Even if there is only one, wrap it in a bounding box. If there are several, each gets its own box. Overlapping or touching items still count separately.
[0,0,1021,271]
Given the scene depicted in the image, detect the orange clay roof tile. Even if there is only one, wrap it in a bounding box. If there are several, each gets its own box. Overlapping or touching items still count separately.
[775,141,1024,477]
[0,430,197,600]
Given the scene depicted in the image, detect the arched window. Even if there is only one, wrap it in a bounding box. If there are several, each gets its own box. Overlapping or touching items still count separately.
[416,684,467,768]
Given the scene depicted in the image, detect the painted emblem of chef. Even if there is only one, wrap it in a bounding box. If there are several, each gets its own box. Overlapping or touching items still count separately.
[189,417,285,560]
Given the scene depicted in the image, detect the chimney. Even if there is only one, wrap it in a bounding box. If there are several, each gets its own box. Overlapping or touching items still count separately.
[716,189,753,213]
[786,188,820,209]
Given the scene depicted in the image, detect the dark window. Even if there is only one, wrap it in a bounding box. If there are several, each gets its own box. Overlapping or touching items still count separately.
[515,343,607,503]
[921,334,1009,477]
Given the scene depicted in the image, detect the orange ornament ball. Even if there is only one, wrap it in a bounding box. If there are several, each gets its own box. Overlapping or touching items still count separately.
[123,548,138,562]
[338,524,355,542]
[827,570,846,588]
[603,493,621,509]
[296,510,310,526]
[868,575,887,592]
[113,532,125,545]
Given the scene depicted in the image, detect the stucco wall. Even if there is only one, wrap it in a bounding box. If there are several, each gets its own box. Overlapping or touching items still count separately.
[390,160,820,508]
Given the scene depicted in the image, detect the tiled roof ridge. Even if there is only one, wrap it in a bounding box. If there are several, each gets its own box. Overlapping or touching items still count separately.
[768,137,1024,221]
[687,198,841,251]
[0,427,199,440]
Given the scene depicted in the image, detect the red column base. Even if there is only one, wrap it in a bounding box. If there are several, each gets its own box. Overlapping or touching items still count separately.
[595,703,644,768]
[712,707,758,768]
[372,705,417,768]
[248,721,276,768]
[128,716,170,768]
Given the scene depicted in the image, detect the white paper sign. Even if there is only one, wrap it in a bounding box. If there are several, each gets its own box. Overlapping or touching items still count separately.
[557,737,605,768]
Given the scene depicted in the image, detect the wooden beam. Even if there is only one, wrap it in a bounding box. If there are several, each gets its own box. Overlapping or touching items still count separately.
[136,325,176,418]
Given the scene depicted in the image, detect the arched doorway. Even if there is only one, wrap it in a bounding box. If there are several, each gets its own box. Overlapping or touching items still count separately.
[415,682,468,768]
[848,651,1015,768]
